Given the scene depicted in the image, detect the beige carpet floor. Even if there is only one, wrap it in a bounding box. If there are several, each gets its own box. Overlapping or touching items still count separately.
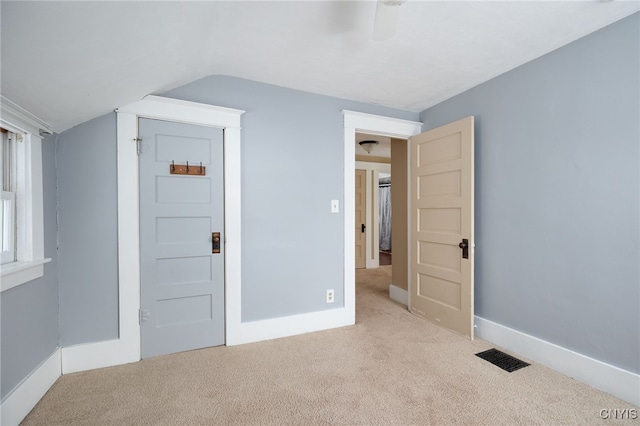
[23,266,635,425]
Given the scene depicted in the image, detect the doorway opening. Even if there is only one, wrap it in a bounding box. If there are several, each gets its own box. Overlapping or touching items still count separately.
[355,132,391,270]
[353,129,411,307]
[342,110,422,325]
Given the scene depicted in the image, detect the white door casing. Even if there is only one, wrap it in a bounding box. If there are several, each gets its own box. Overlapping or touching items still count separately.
[343,111,422,315]
[116,96,243,362]
[410,116,475,338]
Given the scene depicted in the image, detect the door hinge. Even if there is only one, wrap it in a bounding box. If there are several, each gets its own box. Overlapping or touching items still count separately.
[139,308,150,324]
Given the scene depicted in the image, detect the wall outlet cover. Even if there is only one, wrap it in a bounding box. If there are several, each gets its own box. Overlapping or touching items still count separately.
[326,289,335,303]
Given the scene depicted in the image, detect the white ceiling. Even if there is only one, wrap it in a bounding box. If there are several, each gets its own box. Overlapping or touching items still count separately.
[2,1,638,133]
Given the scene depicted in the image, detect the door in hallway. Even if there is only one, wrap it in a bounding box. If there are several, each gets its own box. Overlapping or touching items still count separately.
[138,118,225,358]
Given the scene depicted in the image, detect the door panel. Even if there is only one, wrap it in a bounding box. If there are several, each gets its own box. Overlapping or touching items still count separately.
[355,169,366,269]
[410,117,474,338]
[139,118,225,359]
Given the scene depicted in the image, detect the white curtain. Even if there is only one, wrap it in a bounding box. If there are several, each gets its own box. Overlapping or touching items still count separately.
[379,177,392,252]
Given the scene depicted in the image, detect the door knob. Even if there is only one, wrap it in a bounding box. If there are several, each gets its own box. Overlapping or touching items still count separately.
[459,239,469,259]
[361,224,366,233]
[212,232,221,254]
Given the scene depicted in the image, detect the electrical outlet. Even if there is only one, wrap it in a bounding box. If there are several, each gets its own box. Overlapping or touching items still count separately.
[326,289,334,303]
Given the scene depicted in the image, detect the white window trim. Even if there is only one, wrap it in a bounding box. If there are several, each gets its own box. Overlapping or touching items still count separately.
[1,190,16,264]
[0,96,53,292]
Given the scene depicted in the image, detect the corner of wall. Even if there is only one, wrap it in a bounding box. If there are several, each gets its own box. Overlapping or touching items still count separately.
[0,348,61,426]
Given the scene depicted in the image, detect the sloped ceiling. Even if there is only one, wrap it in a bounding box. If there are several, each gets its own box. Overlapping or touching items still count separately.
[1,1,638,133]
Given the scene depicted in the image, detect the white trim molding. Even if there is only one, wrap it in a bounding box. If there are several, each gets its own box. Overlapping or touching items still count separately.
[343,111,422,136]
[0,96,53,137]
[0,348,61,426]
[0,259,51,292]
[475,316,640,407]
[228,307,354,346]
[61,339,122,374]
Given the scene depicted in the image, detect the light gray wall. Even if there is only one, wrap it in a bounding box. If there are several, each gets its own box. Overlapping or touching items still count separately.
[57,114,119,345]
[56,76,417,343]
[1,134,59,400]
[420,13,639,373]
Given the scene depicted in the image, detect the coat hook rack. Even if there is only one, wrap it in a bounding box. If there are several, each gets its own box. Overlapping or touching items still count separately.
[169,160,206,176]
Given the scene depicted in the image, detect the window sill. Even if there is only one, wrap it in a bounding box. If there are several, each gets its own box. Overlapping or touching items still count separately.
[1,258,52,293]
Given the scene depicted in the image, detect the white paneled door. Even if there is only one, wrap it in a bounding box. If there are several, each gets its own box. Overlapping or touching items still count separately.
[410,117,475,338]
[139,118,225,358]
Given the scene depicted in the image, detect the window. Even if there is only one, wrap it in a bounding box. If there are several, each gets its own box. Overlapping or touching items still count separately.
[0,97,52,291]
[1,129,19,264]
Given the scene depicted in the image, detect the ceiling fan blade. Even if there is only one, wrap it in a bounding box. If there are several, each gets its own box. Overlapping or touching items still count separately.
[373,0,400,41]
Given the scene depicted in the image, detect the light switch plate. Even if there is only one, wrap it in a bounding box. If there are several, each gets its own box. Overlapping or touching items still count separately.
[331,200,339,213]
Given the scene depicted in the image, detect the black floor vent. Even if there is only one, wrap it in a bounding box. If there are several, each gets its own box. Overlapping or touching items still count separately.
[475,348,530,372]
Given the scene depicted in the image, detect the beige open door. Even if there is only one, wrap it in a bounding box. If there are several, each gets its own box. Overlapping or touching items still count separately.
[410,117,474,338]
[355,169,366,269]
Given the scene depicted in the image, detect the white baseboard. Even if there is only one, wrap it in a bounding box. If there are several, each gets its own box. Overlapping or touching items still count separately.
[0,348,61,426]
[61,308,354,371]
[227,307,354,346]
[474,316,640,407]
[389,284,408,307]
[61,339,124,374]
